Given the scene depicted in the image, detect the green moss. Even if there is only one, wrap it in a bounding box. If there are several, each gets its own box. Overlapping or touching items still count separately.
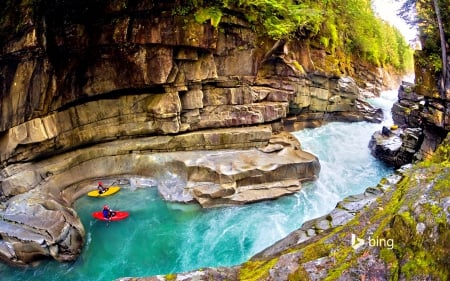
[401,250,440,280]
[235,135,450,280]
[432,169,450,198]
[399,211,416,227]
[292,60,305,74]
[288,266,311,281]
[194,7,222,27]
[165,273,177,281]
[380,248,399,280]
[369,176,409,238]
[379,177,388,185]
[418,213,426,222]
[239,258,278,281]
[323,249,354,281]
[302,242,332,261]
[375,139,450,280]
[320,36,330,48]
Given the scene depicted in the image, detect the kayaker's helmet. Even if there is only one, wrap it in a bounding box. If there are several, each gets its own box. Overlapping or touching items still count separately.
[98,181,103,185]
[104,205,109,209]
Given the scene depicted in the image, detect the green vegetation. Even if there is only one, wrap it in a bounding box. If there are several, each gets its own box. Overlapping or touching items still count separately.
[180,0,413,71]
[236,134,450,280]
[194,7,222,28]
[1,0,414,72]
[415,0,449,71]
[400,0,449,96]
[239,258,279,281]
[366,138,450,280]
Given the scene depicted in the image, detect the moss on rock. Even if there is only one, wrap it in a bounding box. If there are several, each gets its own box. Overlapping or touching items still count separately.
[229,134,450,280]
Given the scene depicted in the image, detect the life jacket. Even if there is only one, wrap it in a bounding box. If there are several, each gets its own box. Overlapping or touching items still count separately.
[102,208,110,218]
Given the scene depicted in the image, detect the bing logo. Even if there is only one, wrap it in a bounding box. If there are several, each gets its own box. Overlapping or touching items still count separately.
[351,234,394,250]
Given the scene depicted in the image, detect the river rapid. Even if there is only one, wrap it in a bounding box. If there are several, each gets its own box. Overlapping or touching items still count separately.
[0,91,397,281]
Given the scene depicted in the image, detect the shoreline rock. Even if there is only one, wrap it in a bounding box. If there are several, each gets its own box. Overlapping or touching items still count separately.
[124,135,450,280]
[368,126,423,168]
[0,128,319,266]
[0,0,392,268]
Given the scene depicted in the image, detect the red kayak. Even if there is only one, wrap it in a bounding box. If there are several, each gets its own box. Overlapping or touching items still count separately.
[92,211,129,221]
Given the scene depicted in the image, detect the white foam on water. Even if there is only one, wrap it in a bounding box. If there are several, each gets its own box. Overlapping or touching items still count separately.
[1,93,397,280]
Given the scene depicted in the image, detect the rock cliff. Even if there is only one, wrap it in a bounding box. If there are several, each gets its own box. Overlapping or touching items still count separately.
[0,0,390,266]
[370,45,450,167]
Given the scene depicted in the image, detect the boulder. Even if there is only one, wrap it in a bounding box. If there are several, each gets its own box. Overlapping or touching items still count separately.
[0,193,84,266]
[369,126,423,167]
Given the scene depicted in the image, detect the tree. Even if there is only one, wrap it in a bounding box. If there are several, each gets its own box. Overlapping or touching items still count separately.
[399,0,448,98]
[432,0,447,97]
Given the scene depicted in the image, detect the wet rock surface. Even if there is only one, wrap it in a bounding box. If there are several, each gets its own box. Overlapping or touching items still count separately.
[391,81,449,159]
[131,136,450,280]
[0,0,393,267]
[368,126,423,168]
[0,128,319,265]
[0,192,84,266]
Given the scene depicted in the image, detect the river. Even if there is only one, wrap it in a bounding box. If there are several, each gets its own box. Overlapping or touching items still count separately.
[0,91,397,281]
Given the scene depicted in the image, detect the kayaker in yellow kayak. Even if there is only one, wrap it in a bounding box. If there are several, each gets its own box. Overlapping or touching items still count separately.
[97,181,108,194]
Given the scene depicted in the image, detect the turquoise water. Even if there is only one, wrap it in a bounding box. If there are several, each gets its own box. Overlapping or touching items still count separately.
[0,93,395,281]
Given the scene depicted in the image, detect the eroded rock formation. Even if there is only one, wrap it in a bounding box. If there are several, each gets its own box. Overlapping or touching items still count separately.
[0,0,385,266]
[368,125,423,168]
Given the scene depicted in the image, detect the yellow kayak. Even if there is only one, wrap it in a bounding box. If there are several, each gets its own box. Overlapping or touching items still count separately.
[87,186,121,197]
[390,124,399,130]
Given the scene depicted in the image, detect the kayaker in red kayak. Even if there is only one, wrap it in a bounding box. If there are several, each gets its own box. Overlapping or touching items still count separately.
[102,205,116,221]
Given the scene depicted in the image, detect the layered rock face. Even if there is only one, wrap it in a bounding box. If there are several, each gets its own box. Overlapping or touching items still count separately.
[370,51,450,167]
[0,2,385,159]
[368,125,423,168]
[389,47,450,161]
[0,1,383,266]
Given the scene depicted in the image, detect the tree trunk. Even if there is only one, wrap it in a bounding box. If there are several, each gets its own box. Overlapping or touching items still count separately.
[432,0,447,98]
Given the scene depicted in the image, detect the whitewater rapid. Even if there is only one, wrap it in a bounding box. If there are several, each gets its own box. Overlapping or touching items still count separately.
[0,91,397,281]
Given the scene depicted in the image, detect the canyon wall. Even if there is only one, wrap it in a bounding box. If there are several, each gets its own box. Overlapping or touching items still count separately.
[0,0,394,266]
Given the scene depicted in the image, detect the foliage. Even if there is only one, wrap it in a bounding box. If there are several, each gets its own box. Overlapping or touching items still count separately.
[0,0,416,73]
[239,258,279,280]
[183,0,413,71]
[207,0,324,40]
[399,0,450,76]
[313,0,413,70]
[194,7,222,27]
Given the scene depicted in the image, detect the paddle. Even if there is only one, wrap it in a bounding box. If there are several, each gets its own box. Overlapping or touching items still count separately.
[105,180,117,191]
[98,180,116,194]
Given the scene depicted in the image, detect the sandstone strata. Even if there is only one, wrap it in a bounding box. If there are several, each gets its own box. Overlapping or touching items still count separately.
[0,126,320,265]
[0,1,383,266]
